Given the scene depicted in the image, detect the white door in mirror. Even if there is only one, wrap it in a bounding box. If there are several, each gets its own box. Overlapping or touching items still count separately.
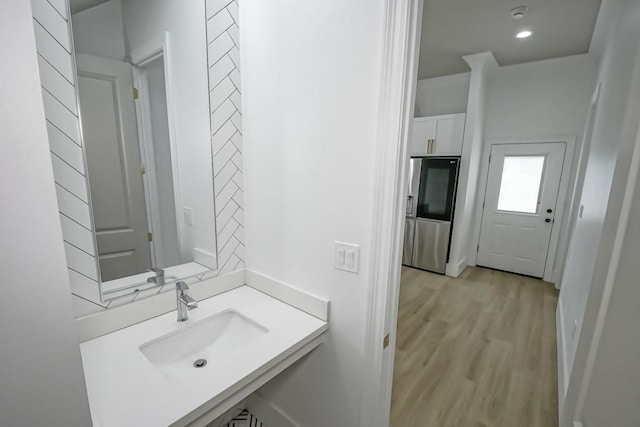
[335,241,360,273]
[77,54,152,281]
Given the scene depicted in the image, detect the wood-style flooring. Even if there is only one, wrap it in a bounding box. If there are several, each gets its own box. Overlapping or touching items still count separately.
[390,266,559,427]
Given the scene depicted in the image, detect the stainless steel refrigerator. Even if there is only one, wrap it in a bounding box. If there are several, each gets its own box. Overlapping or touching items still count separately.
[403,157,460,274]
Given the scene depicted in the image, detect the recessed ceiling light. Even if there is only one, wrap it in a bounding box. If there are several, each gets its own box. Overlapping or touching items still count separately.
[510,6,529,19]
[516,30,533,39]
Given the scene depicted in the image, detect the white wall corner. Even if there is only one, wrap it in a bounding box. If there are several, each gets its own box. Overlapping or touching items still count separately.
[246,393,299,427]
[449,52,495,271]
[244,270,330,322]
[445,257,467,277]
[463,51,499,73]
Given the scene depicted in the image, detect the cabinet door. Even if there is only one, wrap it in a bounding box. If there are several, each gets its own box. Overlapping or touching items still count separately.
[410,118,436,155]
[433,115,465,155]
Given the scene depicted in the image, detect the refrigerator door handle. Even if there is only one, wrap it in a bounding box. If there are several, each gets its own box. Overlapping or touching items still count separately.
[406,194,414,215]
[402,219,416,266]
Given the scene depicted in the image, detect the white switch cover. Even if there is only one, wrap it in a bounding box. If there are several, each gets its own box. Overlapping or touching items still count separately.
[184,207,193,226]
[335,241,359,273]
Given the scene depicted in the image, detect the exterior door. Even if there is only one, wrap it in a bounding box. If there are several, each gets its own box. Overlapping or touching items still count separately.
[477,143,566,278]
[76,53,151,281]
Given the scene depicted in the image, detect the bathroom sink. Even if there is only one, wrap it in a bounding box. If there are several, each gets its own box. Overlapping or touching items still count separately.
[139,309,268,381]
[80,286,328,426]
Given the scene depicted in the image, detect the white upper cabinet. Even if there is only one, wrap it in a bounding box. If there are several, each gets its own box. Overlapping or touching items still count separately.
[410,113,466,156]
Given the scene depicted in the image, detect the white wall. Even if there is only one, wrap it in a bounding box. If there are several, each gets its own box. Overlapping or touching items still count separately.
[414,72,470,117]
[560,0,639,381]
[241,0,384,425]
[578,6,640,425]
[484,54,596,142]
[582,139,640,425]
[0,1,92,425]
[121,0,217,261]
[71,0,126,61]
[559,1,640,421]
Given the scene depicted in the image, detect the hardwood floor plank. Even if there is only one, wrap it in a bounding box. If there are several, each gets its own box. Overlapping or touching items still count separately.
[391,266,559,427]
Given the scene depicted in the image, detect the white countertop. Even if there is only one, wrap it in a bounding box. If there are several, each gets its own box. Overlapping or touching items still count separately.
[80,286,328,426]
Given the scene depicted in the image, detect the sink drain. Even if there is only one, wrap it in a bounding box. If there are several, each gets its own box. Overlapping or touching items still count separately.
[193,359,207,368]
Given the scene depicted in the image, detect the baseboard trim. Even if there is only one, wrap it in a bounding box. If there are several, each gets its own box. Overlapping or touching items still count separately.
[246,393,299,427]
[557,297,569,416]
[246,270,330,321]
[446,257,467,277]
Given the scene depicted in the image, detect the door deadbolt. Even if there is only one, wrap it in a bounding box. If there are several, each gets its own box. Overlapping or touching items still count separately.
[546,208,553,213]
[545,218,551,223]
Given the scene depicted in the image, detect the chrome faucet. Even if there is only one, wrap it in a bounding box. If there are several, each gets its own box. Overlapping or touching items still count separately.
[147,267,165,287]
[176,281,198,322]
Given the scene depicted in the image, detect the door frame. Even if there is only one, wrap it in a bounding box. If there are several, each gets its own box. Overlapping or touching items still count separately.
[470,137,576,284]
[360,0,423,426]
[130,32,185,265]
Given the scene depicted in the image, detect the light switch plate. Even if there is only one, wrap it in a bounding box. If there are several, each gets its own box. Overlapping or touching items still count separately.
[335,241,360,273]
[184,207,193,226]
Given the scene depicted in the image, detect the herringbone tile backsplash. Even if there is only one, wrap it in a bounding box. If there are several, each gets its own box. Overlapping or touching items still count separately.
[207,0,245,276]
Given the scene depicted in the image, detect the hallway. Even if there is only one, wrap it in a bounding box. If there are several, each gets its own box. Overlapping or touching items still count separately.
[391,267,559,427]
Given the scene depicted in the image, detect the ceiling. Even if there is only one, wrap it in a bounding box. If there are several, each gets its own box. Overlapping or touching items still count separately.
[418,0,602,79]
[70,0,110,14]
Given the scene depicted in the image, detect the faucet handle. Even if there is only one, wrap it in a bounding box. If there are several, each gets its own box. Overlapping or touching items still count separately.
[176,281,189,291]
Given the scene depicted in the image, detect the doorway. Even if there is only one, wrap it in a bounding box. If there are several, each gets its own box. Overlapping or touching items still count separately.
[476,142,567,278]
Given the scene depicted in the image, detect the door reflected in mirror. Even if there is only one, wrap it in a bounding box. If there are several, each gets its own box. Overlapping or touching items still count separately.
[70,0,217,300]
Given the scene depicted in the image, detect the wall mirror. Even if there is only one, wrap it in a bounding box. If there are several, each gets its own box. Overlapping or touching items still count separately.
[40,0,243,305]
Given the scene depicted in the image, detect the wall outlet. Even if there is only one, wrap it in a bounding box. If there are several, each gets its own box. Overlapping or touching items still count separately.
[335,241,360,273]
[184,207,193,226]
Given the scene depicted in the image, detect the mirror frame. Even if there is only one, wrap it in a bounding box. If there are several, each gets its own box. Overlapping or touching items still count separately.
[31,0,245,311]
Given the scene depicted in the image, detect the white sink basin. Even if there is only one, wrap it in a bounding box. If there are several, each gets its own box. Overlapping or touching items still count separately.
[139,309,269,381]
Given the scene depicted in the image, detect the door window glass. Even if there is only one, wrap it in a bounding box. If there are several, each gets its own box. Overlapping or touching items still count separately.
[497,156,545,213]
